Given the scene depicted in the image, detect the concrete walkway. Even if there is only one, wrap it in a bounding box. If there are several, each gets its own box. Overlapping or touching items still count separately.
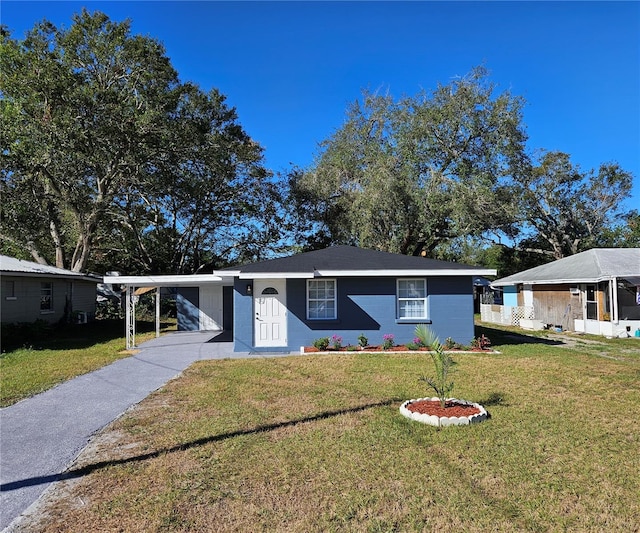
[0,330,282,531]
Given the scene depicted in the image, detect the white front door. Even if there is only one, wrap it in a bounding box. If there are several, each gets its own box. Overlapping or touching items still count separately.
[254,279,287,347]
[199,285,222,330]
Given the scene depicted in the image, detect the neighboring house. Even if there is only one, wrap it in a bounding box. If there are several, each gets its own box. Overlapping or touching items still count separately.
[488,248,640,337]
[473,276,502,312]
[0,255,101,325]
[108,246,496,352]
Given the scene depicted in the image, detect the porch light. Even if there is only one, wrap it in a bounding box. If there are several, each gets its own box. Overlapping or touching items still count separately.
[246,283,253,295]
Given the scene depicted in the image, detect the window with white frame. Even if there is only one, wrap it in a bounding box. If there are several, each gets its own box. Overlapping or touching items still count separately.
[307,279,336,320]
[40,282,53,312]
[397,279,427,319]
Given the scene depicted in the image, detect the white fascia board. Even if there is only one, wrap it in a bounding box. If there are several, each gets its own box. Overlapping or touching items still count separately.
[215,270,241,277]
[237,272,314,279]
[104,274,224,287]
[314,269,497,277]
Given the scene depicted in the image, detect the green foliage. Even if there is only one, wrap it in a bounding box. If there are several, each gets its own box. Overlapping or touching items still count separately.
[286,70,634,266]
[415,324,455,408]
[596,211,640,248]
[357,333,368,348]
[382,333,394,350]
[288,66,527,255]
[330,334,343,349]
[312,337,330,351]
[517,151,634,260]
[443,337,456,350]
[1,11,179,270]
[470,334,492,350]
[95,300,124,320]
[1,10,282,274]
[1,320,53,352]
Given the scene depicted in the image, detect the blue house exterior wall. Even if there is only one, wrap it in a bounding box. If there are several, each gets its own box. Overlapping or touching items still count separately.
[233,276,475,352]
[176,287,200,331]
[503,285,518,307]
[427,276,476,345]
[233,280,255,352]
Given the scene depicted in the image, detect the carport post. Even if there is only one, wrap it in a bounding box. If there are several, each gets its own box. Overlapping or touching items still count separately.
[155,287,160,338]
[125,285,136,349]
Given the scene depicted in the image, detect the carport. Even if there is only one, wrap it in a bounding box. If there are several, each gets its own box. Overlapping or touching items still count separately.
[103,274,235,348]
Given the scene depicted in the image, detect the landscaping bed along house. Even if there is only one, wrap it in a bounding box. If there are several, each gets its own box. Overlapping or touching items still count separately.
[301,333,493,354]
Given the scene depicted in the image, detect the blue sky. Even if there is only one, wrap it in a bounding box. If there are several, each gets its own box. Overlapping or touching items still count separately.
[3,1,639,211]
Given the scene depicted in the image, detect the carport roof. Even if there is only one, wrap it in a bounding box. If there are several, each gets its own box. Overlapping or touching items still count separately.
[103,274,226,287]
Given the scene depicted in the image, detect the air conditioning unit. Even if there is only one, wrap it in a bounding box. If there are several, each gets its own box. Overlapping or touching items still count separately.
[570,287,580,295]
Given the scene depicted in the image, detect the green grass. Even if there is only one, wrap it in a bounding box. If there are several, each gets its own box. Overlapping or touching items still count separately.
[0,319,175,406]
[21,324,640,532]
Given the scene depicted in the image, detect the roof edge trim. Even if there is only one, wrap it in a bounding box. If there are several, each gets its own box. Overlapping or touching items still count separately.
[314,269,497,277]
[491,276,621,287]
[238,272,314,279]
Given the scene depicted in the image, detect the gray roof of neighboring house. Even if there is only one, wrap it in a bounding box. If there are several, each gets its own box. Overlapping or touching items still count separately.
[0,255,100,282]
[491,248,640,287]
[223,245,496,276]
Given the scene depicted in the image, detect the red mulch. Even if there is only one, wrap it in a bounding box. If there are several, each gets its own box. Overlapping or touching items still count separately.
[405,399,481,418]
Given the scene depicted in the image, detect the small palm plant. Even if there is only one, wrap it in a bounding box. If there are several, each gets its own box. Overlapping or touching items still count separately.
[415,324,455,408]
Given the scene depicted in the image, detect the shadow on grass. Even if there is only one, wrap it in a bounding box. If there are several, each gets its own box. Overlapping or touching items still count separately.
[475,324,564,348]
[1,319,174,353]
[1,398,401,492]
[479,392,509,408]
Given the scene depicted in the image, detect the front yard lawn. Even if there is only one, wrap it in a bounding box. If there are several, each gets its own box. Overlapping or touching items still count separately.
[18,325,640,532]
[0,319,175,407]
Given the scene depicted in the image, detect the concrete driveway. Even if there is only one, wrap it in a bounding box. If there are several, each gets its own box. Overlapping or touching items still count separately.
[0,330,279,531]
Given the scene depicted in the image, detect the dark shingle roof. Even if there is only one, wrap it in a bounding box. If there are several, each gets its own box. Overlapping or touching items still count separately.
[225,246,493,275]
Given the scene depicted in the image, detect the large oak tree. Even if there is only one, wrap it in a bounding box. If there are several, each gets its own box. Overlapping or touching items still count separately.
[516,150,634,260]
[1,10,280,273]
[288,67,529,256]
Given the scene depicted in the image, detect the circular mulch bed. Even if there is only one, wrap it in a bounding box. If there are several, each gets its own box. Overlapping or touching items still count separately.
[399,397,488,427]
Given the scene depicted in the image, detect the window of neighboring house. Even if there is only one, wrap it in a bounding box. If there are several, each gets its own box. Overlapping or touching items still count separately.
[397,279,427,319]
[307,279,336,320]
[40,282,53,312]
[585,284,597,320]
[3,280,16,300]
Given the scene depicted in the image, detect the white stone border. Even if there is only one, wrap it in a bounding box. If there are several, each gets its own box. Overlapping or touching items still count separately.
[399,397,488,427]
